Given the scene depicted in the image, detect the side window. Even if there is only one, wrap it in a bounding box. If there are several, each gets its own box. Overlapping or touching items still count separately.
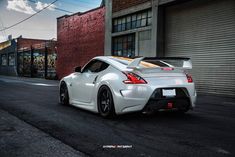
[82,60,109,73]
[99,62,109,72]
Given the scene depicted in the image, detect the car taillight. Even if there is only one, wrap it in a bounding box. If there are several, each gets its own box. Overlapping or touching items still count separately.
[122,72,147,84]
[186,73,193,83]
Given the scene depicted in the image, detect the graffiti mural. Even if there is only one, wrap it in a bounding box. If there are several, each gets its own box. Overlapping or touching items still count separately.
[47,53,56,78]
[18,51,31,76]
[33,52,45,78]
[8,53,15,66]
[17,45,56,79]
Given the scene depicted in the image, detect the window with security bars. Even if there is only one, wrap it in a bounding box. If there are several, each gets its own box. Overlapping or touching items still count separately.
[8,53,15,66]
[1,54,7,66]
[113,9,152,33]
[112,34,135,57]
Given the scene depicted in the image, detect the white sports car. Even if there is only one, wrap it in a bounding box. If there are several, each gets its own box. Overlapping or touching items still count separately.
[59,56,197,117]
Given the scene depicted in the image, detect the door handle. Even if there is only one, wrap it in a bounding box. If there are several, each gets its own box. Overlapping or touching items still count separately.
[93,76,98,84]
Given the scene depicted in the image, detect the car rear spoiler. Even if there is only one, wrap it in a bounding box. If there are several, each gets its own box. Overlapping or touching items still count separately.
[127,57,192,70]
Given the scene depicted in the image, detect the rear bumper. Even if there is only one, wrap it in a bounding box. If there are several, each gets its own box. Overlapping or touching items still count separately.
[143,87,193,112]
[114,84,196,114]
[115,87,195,114]
[143,97,190,112]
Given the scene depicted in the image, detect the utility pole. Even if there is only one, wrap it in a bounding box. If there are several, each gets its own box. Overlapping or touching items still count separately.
[45,44,48,79]
[30,46,34,77]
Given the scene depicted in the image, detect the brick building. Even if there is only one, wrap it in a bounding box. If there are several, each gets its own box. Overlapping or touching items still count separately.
[56,6,105,79]
[17,38,49,50]
[0,38,17,76]
[0,36,56,78]
[104,0,235,96]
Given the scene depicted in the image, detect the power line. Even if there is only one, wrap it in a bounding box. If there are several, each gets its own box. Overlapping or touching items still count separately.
[53,7,73,13]
[0,0,58,32]
[28,0,74,14]
[59,0,100,9]
[60,0,100,5]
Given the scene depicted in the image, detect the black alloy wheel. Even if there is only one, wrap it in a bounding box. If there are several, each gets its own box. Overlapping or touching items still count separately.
[98,85,115,118]
[60,82,69,105]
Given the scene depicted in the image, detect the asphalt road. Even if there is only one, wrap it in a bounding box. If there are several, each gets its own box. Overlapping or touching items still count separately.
[0,76,235,157]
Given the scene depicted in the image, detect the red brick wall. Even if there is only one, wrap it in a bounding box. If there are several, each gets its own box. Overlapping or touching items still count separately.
[17,38,47,50]
[112,0,150,12]
[56,7,105,79]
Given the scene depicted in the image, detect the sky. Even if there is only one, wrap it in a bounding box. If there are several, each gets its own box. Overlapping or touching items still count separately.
[0,0,102,42]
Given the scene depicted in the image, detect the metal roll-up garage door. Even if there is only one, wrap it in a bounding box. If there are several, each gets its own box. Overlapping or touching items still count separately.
[164,0,235,96]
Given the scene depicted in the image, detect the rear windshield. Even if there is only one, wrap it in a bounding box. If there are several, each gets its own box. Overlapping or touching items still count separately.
[110,57,171,68]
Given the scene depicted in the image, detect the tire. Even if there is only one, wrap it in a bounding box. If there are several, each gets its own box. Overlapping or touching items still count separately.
[60,82,69,105]
[97,85,115,118]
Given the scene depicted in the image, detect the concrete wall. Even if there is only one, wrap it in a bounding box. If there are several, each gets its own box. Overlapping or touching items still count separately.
[112,0,150,12]
[57,7,105,79]
[105,0,157,57]
[104,0,180,57]
[104,0,112,56]
[138,30,152,56]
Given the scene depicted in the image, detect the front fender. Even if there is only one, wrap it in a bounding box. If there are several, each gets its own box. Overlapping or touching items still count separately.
[59,74,75,103]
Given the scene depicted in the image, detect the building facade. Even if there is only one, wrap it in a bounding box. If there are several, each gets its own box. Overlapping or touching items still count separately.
[0,37,56,79]
[0,39,17,76]
[57,6,105,79]
[105,0,156,57]
[105,0,235,96]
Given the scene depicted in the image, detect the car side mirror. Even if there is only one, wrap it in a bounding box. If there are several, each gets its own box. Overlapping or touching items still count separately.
[75,66,81,73]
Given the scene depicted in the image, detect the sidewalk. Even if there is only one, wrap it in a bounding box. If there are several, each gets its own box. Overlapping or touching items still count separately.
[0,75,59,88]
[0,109,86,157]
[0,75,59,84]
